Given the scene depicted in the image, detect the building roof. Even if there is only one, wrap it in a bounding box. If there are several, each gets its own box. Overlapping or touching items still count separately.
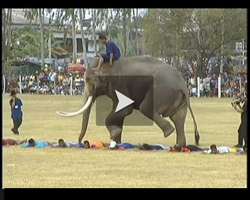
[11,9,54,26]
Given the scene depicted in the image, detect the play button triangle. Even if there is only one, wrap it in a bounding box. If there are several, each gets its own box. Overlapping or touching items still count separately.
[114,90,134,113]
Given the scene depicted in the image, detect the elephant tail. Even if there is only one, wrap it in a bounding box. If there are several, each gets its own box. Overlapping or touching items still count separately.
[187,102,200,145]
[183,89,200,145]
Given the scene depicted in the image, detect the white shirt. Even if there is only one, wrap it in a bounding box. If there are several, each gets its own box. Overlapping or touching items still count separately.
[204,146,231,154]
[190,77,196,85]
[51,73,56,82]
[52,141,78,147]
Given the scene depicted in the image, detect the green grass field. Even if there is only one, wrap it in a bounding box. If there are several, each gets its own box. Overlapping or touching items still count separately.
[2,94,247,188]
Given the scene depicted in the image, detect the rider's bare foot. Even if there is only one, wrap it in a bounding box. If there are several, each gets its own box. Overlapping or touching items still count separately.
[93,67,100,71]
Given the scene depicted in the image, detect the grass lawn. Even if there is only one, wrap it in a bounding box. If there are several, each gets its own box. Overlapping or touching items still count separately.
[2,94,247,188]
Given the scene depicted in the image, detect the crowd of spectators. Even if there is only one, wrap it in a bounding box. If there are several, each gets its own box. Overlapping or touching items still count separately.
[2,69,85,95]
[2,67,247,98]
[182,71,247,98]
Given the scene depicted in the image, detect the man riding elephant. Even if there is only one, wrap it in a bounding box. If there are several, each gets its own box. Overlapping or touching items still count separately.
[57,55,200,147]
[93,35,121,71]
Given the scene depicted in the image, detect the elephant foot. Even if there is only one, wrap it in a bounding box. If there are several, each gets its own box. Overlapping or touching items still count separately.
[164,127,175,138]
[175,142,186,146]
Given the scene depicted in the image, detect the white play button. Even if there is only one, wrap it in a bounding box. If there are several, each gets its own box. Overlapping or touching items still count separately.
[114,90,134,113]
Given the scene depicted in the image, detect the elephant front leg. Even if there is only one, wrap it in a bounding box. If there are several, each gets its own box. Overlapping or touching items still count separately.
[105,106,133,147]
[106,125,122,144]
[105,113,124,146]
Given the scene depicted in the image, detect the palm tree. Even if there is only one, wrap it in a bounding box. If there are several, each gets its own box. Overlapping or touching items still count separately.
[133,9,140,55]
[71,9,77,64]
[91,9,97,52]
[54,9,78,64]
[79,9,88,68]
[39,9,45,69]
[24,9,45,70]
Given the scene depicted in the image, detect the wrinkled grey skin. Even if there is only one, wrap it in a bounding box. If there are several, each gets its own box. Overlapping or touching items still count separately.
[78,56,200,146]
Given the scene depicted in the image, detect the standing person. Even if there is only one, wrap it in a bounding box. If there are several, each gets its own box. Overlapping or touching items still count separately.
[9,90,23,135]
[210,74,216,97]
[93,35,121,71]
[234,97,247,148]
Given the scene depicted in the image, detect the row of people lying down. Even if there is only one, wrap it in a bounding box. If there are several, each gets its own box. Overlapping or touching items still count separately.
[3,138,247,155]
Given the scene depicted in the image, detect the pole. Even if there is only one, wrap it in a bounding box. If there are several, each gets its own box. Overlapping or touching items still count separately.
[242,38,245,65]
[219,15,224,99]
[39,9,44,70]
[48,16,52,59]
[197,77,200,98]
[239,76,242,94]
[3,75,5,94]
[54,78,56,95]
[19,75,22,94]
[37,76,39,94]
[70,76,73,96]
[218,75,221,98]
[79,9,89,69]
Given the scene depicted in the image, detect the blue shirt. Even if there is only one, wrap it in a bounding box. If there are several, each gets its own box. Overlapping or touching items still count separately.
[22,141,49,148]
[9,98,23,119]
[117,143,134,149]
[106,41,121,60]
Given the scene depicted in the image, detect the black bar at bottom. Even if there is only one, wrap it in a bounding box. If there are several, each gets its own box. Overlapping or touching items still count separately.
[0,189,4,200]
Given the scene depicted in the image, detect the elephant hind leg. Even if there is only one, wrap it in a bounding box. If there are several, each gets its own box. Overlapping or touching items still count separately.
[170,105,187,146]
[139,89,175,138]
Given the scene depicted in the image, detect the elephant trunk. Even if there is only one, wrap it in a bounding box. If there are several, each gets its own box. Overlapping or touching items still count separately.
[78,102,92,145]
[78,86,93,145]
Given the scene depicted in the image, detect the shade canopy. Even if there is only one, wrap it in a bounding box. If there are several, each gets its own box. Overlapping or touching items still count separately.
[66,63,86,72]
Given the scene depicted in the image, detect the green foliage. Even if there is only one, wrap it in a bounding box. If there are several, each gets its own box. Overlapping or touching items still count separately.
[142,9,247,76]
[114,31,135,57]
[9,26,61,61]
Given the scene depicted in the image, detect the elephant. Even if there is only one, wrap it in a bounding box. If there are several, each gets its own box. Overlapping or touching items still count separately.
[57,56,200,146]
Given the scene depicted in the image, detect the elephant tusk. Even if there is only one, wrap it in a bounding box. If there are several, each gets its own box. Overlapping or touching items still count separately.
[56,96,93,117]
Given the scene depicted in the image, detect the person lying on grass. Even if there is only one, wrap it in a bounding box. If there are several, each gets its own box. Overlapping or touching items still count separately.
[21,138,52,148]
[235,145,247,155]
[170,144,207,152]
[52,139,79,148]
[203,144,237,154]
[80,140,106,149]
[2,138,27,146]
[138,143,170,151]
[109,141,135,150]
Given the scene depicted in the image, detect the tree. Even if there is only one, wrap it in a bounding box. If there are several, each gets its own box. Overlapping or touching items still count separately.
[182,9,247,76]
[2,9,12,63]
[133,9,140,55]
[11,27,41,59]
[91,9,97,52]
[53,9,78,63]
[10,26,64,61]
[142,9,247,76]
[79,9,88,68]
[2,9,13,73]
[71,9,77,64]
[39,9,45,69]
[24,9,45,69]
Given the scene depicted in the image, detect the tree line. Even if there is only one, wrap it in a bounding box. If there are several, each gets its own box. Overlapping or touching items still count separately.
[142,9,247,76]
[2,9,246,76]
